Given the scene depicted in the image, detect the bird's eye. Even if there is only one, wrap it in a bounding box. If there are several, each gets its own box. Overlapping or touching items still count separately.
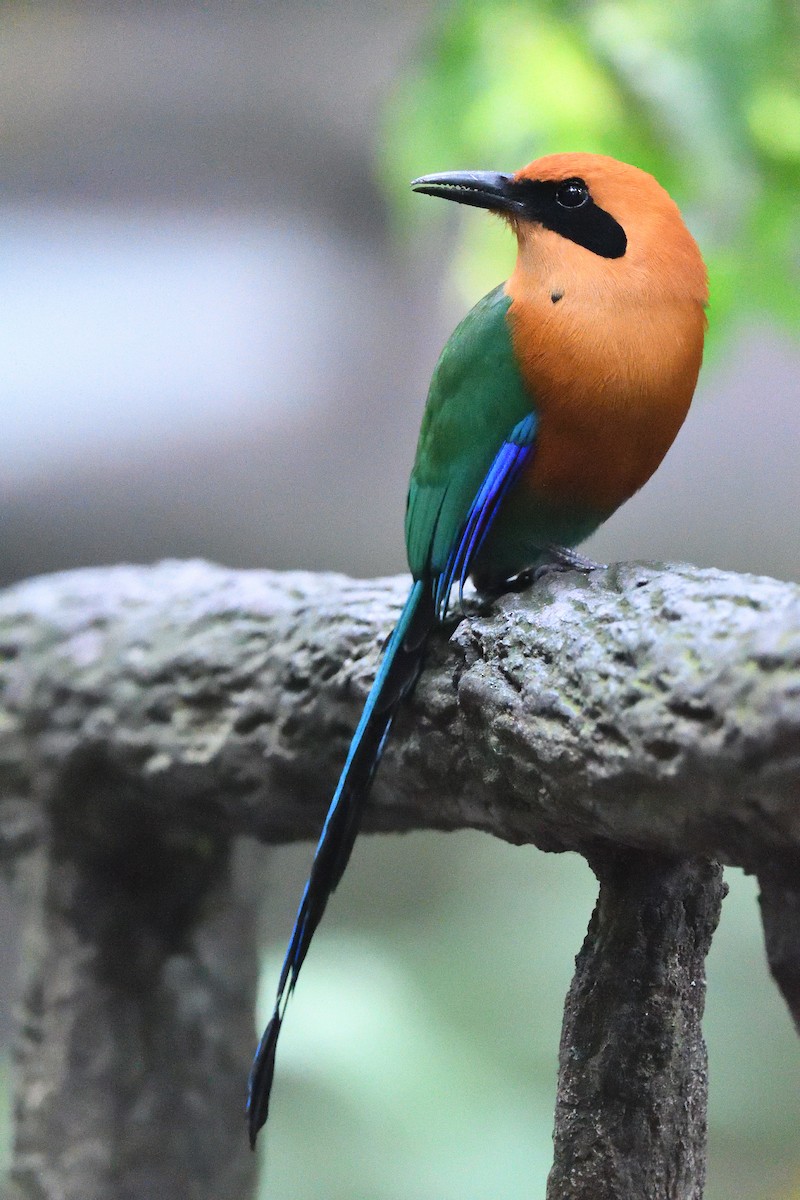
[555,179,589,209]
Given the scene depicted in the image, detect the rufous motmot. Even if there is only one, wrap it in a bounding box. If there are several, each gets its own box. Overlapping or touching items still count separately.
[247,152,708,1146]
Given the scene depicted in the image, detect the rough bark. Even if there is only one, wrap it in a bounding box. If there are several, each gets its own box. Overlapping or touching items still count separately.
[1,559,800,869]
[757,866,800,1035]
[547,854,725,1200]
[10,811,258,1200]
[0,558,799,1199]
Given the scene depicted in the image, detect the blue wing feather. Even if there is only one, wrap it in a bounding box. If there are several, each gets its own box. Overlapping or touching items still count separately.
[434,413,537,618]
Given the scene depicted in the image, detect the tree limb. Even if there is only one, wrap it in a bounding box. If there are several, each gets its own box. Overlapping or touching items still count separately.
[1,559,799,868]
[547,853,725,1200]
[10,823,258,1200]
[1,558,799,1199]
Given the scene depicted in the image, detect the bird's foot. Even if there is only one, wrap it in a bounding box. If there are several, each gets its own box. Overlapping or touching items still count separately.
[469,570,530,603]
[538,544,606,575]
[474,547,605,601]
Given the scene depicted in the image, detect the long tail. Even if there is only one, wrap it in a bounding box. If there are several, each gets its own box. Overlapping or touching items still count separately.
[246,578,436,1147]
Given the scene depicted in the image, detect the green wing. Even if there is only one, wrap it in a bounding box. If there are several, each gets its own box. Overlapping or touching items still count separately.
[405,283,536,581]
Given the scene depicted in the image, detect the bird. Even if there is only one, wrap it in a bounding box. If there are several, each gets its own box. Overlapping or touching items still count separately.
[246,152,708,1147]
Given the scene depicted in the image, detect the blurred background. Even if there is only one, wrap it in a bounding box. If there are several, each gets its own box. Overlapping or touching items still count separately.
[1,1,799,1196]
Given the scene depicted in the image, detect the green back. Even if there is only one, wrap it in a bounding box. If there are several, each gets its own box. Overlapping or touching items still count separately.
[405,284,535,579]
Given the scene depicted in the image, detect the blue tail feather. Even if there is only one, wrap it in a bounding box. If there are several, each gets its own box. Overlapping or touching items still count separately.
[246,579,435,1147]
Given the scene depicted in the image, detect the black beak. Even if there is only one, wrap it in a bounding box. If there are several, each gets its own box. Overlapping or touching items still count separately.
[411,170,521,215]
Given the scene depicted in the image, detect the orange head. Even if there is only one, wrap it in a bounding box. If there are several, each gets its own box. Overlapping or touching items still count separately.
[412,152,708,309]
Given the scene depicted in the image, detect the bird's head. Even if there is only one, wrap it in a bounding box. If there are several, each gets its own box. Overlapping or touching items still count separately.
[412,152,707,306]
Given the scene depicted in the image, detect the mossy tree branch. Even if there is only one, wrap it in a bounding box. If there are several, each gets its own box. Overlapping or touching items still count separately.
[1,559,799,1198]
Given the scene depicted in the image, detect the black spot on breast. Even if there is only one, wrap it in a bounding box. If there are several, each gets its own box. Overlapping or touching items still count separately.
[551,290,563,304]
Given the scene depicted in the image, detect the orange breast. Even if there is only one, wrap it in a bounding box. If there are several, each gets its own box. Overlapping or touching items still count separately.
[507,278,705,517]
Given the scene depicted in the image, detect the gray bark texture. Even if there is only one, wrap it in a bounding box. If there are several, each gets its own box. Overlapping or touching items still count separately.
[546,853,725,1200]
[0,558,799,1199]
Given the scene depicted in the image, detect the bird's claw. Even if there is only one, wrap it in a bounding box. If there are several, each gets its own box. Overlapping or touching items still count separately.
[532,545,606,582]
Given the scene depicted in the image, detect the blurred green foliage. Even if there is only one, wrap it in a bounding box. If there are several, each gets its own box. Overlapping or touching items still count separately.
[259,837,800,1200]
[382,0,800,349]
